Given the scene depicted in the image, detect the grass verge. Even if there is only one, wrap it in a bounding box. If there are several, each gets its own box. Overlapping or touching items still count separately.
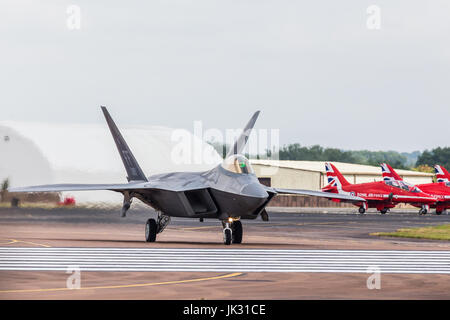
[371,224,450,241]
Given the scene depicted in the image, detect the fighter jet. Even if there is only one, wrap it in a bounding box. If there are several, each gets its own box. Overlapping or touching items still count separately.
[9,107,364,245]
[322,163,436,214]
[381,163,450,215]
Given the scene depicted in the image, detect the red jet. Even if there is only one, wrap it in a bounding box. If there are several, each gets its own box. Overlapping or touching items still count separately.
[322,163,436,214]
[381,163,450,215]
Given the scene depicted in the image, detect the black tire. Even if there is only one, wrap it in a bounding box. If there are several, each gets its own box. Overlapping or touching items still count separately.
[359,207,366,214]
[419,209,428,215]
[436,210,442,215]
[223,229,232,245]
[232,220,243,244]
[145,219,157,242]
[380,208,388,214]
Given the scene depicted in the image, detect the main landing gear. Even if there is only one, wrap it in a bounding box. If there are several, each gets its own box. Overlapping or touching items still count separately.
[145,212,171,242]
[359,202,368,214]
[380,208,389,214]
[419,205,429,215]
[222,218,243,245]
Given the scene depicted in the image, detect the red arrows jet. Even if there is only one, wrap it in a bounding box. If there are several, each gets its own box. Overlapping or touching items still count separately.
[322,163,436,214]
[381,163,450,215]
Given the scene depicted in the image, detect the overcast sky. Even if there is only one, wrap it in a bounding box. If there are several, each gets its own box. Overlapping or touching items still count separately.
[1,1,449,152]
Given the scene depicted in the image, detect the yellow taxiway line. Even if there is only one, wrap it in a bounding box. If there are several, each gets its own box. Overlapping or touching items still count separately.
[0,239,51,248]
[0,272,243,294]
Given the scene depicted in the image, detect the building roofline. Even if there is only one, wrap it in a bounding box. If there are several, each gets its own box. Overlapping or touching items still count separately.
[250,160,434,177]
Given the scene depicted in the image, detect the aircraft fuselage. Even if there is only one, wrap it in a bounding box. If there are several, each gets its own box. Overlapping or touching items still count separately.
[133,165,273,220]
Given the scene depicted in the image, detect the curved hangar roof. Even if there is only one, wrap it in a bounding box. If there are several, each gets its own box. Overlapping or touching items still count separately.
[0,121,222,204]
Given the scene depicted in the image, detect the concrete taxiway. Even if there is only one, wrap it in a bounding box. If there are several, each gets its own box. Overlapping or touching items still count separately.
[0,207,449,299]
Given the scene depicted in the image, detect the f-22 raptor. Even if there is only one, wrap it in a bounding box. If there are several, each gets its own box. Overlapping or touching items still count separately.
[10,107,364,245]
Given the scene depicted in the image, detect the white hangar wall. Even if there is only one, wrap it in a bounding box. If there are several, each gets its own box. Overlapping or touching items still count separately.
[0,121,222,204]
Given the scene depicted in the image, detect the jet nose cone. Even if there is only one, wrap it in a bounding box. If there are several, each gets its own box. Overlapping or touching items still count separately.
[241,183,269,198]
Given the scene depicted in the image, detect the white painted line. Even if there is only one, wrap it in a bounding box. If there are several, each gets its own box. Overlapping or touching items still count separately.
[1,247,450,274]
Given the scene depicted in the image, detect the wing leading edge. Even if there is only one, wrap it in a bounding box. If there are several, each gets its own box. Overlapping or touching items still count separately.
[8,183,148,193]
[8,181,211,193]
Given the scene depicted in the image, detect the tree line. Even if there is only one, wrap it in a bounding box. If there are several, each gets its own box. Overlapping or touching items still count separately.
[278,145,449,171]
[209,141,449,171]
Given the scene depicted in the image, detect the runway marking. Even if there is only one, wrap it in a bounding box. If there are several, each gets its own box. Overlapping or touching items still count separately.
[0,239,51,248]
[0,272,242,294]
[0,240,16,245]
[1,248,450,274]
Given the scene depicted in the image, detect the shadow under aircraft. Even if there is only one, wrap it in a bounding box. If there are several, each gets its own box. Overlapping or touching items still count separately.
[10,107,364,245]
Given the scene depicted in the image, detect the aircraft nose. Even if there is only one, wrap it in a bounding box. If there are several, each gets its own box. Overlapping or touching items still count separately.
[241,183,269,198]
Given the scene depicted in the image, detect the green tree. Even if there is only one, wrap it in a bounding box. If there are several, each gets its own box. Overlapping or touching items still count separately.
[416,147,450,169]
[278,143,410,168]
[1,178,9,202]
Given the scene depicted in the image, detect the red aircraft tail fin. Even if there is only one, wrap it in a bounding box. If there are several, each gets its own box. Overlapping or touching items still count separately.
[380,163,403,182]
[435,165,450,183]
[325,163,351,188]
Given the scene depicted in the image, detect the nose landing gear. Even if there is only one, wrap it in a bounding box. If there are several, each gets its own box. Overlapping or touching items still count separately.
[222,218,243,245]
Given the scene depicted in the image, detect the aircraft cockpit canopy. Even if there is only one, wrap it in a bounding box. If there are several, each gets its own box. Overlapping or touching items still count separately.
[385,180,422,193]
[221,154,254,174]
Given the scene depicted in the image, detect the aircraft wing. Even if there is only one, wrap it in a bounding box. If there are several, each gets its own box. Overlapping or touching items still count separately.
[8,182,149,193]
[8,180,211,193]
[272,188,366,203]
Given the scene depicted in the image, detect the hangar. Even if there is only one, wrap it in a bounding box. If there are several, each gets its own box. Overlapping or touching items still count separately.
[0,121,222,204]
[250,160,434,207]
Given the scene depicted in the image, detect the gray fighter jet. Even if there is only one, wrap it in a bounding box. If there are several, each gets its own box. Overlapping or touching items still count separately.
[9,107,364,244]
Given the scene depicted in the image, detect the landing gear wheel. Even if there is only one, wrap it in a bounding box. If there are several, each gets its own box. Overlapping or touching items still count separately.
[145,219,157,242]
[232,220,243,244]
[223,228,232,245]
[359,207,366,214]
[419,208,428,215]
[436,210,442,215]
[380,208,388,214]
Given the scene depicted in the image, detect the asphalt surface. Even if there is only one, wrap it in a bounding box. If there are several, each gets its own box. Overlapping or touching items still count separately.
[0,206,449,299]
